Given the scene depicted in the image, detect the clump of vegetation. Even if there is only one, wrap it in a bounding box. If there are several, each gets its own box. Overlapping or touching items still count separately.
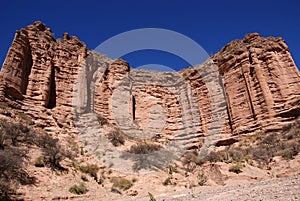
[110,177,133,191]
[81,175,88,182]
[80,147,84,155]
[96,171,107,185]
[8,123,32,146]
[0,119,36,200]
[148,192,157,201]
[34,156,45,167]
[162,177,172,186]
[197,173,207,186]
[0,110,76,199]
[0,120,34,149]
[279,141,300,160]
[182,151,203,171]
[0,147,35,200]
[18,112,34,125]
[79,164,99,181]
[97,114,108,126]
[229,163,244,174]
[39,133,73,170]
[282,120,300,137]
[205,151,221,163]
[129,142,162,154]
[203,120,300,168]
[166,165,178,175]
[107,130,125,146]
[69,183,88,195]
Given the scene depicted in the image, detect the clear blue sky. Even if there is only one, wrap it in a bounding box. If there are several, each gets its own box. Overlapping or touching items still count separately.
[0,0,299,71]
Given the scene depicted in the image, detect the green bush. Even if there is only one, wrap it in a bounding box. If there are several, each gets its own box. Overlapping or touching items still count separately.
[34,156,45,167]
[229,163,244,174]
[69,183,88,195]
[110,177,133,191]
[197,173,207,186]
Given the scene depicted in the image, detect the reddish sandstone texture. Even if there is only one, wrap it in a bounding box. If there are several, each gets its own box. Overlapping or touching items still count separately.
[0,22,299,147]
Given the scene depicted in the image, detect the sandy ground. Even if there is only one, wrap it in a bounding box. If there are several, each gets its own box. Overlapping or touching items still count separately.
[150,175,300,201]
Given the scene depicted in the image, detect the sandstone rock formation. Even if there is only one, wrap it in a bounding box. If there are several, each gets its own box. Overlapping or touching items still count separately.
[0,21,299,154]
[213,33,300,135]
[0,21,88,133]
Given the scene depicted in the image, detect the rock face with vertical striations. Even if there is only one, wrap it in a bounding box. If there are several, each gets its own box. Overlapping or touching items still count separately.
[213,33,300,136]
[0,21,88,132]
[0,22,299,150]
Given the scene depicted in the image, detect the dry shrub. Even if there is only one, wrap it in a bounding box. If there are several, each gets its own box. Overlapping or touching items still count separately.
[182,151,203,165]
[0,147,35,200]
[162,177,172,186]
[40,134,72,170]
[229,163,244,174]
[197,173,207,186]
[97,114,108,126]
[129,143,161,154]
[279,141,300,160]
[69,183,88,195]
[0,120,34,148]
[110,177,133,191]
[107,130,125,146]
[79,164,99,180]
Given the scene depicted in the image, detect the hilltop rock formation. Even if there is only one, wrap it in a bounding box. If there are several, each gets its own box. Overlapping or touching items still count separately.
[213,33,300,135]
[0,21,88,132]
[0,21,299,151]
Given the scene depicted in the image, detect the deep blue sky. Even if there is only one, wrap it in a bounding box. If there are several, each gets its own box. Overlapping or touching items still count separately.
[0,0,299,71]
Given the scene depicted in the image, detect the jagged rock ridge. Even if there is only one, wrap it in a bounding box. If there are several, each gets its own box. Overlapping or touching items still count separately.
[0,21,299,150]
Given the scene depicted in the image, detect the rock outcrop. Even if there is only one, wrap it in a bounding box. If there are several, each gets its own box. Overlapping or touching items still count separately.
[213,33,300,135]
[0,21,88,133]
[0,22,299,151]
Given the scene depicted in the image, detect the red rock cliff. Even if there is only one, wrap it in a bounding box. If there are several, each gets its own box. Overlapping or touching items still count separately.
[213,33,300,135]
[0,22,299,145]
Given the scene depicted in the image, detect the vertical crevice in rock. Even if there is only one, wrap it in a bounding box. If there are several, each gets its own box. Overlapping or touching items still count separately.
[224,90,234,133]
[250,66,254,77]
[248,50,253,64]
[132,95,136,120]
[21,48,33,95]
[219,75,233,133]
[46,66,56,109]
[241,65,256,120]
